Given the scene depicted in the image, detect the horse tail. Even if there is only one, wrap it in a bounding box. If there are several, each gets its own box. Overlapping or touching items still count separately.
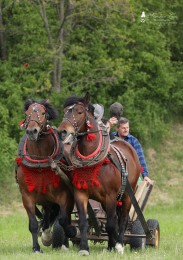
[35,206,43,219]
[49,204,60,225]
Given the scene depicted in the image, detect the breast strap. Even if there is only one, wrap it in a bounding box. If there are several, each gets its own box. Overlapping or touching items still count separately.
[17,129,64,168]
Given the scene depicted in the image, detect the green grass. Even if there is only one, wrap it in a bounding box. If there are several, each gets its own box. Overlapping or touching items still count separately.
[0,122,183,259]
[0,203,183,260]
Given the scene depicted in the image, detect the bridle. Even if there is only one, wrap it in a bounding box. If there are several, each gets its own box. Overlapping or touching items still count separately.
[63,103,92,138]
[23,103,48,133]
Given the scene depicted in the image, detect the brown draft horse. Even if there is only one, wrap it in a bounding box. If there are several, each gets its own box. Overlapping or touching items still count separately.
[16,99,75,253]
[57,93,141,255]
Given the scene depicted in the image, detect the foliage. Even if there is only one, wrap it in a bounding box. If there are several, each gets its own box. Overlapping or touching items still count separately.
[0,0,183,180]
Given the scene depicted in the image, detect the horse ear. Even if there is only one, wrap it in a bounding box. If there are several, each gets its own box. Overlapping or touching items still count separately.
[45,99,50,104]
[84,92,90,105]
[24,99,33,111]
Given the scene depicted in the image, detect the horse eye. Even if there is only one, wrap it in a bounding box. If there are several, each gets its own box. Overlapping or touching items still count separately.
[78,111,82,114]
[42,112,45,115]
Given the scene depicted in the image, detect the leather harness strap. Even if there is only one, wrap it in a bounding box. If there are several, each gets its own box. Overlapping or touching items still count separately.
[108,149,153,239]
[110,144,128,202]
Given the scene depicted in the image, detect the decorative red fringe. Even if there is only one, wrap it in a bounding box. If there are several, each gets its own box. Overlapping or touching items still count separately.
[72,158,110,190]
[16,157,23,165]
[86,133,96,141]
[140,165,144,173]
[16,157,60,194]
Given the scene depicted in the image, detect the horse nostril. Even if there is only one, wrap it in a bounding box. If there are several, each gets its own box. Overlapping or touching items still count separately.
[26,129,30,135]
[60,129,67,140]
[33,128,38,134]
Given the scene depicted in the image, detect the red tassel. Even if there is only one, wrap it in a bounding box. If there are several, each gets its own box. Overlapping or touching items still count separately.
[28,185,35,192]
[53,182,59,188]
[86,120,93,129]
[116,201,122,206]
[16,158,23,165]
[48,128,53,133]
[42,186,47,194]
[86,133,96,141]
[87,124,93,129]
[77,182,82,189]
[82,181,88,190]
[93,180,100,187]
[19,121,25,128]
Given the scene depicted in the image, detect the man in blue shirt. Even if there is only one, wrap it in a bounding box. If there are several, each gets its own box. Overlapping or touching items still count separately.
[111,117,152,184]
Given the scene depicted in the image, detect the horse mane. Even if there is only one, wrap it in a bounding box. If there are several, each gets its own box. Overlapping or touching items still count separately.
[24,99,59,120]
[64,95,95,116]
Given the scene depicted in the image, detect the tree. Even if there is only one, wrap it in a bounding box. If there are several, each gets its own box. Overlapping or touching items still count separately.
[0,1,7,60]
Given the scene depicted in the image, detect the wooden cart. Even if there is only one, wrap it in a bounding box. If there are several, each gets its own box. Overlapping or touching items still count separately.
[70,180,160,250]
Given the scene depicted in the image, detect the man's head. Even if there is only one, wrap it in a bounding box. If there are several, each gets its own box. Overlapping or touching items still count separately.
[109,102,123,119]
[116,117,129,138]
[93,104,104,122]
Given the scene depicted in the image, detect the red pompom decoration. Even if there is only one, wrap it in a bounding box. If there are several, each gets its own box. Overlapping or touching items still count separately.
[86,133,96,141]
[116,201,122,207]
[19,121,25,129]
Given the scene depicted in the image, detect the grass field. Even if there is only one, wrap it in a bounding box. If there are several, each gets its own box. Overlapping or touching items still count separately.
[0,203,183,260]
[0,122,183,259]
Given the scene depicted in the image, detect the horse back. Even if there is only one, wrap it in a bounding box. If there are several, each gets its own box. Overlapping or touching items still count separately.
[110,139,141,189]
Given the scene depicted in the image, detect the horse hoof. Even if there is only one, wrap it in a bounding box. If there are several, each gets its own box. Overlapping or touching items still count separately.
[78,250,90,256]
[61,245,69,251]
[33,249,43,254]
[41,228,52,247]
[115,243,124,254]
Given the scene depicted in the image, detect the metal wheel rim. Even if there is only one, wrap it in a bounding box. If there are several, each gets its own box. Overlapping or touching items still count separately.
[154,229,159,248]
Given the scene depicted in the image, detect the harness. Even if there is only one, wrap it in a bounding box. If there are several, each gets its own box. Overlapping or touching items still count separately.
[63,103,128,200]
[22,103,47,132]
[17,128,64,168]
[70,123,110,167]
[110,143,128,202]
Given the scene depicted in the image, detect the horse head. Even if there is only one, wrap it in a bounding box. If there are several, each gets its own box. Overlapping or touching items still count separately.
[58,93,95,143]
[23,99,58,141]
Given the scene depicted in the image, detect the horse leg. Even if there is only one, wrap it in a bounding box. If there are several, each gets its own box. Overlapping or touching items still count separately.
[22,196,41,253]
[41,207,53,247]
[105,197,118,251]
[115,196,131,254]
[75,190,89,255]
[58,204,76,240]
[26,210,41,252]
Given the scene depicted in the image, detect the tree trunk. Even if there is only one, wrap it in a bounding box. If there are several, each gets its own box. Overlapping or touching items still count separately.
[0,2,7,60]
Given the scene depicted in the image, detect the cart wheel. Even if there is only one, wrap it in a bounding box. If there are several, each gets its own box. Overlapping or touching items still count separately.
[52,220,65,249]
[130,219,146,250]
[146,219,160,248]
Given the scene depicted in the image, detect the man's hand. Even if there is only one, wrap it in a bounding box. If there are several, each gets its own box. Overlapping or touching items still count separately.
[144,176,153,185]
[109,117,118,126]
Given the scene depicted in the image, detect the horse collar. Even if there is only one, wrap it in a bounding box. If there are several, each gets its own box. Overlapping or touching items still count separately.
[70,123,110,168]
[17,129,64,168]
